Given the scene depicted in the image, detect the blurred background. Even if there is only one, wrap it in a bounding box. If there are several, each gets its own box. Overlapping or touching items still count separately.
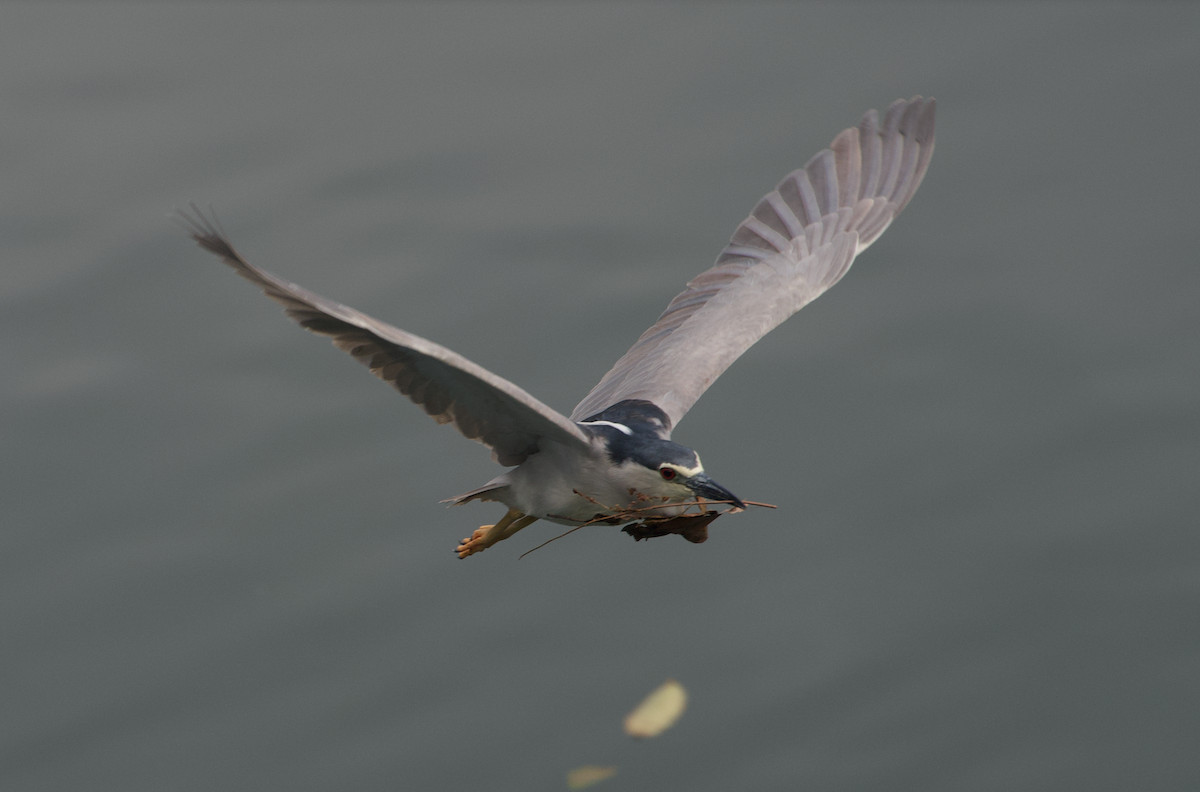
[2,5,1197,791]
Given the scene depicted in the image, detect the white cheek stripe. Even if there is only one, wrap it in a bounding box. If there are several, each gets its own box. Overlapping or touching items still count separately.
[578,420,634,436]
[662,463,705,478]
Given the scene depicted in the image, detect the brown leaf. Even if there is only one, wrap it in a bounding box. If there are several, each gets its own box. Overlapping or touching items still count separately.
[622,511,720,543]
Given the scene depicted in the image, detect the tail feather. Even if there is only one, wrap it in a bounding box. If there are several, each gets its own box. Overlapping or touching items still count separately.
[441,482,509,506]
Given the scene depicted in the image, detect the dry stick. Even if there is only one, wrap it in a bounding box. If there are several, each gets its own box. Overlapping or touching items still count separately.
[570,489,776,516]
[519,525,589,559]
[521,491,777,558]
[563,490,777,520]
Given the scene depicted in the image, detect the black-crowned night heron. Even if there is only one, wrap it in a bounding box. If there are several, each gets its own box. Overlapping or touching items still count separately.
[181,96,935,558]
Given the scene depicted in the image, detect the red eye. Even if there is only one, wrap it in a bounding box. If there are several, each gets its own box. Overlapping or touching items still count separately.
[659,468,676,480]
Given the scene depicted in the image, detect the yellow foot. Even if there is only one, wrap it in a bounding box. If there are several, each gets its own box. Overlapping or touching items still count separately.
[454,509,539,559]
[456,524,496,559]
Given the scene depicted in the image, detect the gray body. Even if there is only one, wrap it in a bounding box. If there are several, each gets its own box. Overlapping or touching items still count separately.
[470,399,720,526]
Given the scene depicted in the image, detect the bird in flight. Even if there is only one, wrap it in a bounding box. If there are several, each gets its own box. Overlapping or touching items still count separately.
[181,96,935,558]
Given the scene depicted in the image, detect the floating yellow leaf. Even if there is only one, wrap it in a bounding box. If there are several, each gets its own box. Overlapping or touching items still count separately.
[623,678,687,738]
[566,765,617,789]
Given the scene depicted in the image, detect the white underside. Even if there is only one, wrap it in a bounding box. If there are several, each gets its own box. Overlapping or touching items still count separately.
[471,439,694,526]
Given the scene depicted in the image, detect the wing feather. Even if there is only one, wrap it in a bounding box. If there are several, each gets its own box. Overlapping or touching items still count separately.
[570,97,936,429]
[179,208,589,466]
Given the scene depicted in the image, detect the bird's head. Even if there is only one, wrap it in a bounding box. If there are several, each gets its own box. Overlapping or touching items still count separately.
[607,434,745,510]
[579,399,744,510]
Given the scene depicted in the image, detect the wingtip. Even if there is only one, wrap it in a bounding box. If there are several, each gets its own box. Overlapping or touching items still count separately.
[174,202,223,239]
[175,202,243,262]
[904,96,936,145]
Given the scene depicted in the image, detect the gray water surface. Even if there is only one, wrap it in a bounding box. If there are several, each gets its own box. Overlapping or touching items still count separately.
[2,5,1198,791]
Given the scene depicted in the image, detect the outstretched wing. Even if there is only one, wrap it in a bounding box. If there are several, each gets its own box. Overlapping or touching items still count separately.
[180,208,589,466]
[570,96,936,430]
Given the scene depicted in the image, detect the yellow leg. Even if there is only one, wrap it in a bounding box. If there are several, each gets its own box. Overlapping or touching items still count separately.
[456,509,539,559]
